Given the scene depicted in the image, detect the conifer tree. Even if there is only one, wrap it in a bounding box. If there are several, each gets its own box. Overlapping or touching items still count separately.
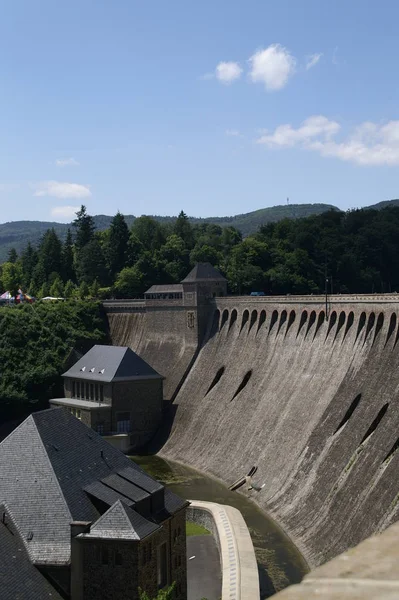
[21,242,38,289]
[64,279,77,298]
[174,210,193,247]
[7,248,18,264]
[79,281,89,299]
[106,212,129,279]
[62,228,75,282]
[38,282,50,299]
[38,229,62,279]
[89,278,99,298]
[73,205,95,249]
[75,239,108,285]
[50,276,64,298]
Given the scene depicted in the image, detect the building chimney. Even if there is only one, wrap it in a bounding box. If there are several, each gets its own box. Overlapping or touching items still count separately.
[70,521,91,600]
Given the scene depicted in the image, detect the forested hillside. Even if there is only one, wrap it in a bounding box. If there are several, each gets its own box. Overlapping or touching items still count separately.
[0,203,336,261]
[1,204,399,299]
[0,301,108,420]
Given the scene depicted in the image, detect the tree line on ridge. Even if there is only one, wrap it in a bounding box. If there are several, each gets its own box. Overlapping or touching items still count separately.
[1,204,399,298]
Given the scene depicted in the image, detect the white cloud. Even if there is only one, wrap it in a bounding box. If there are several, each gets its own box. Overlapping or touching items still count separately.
[215,61,243,84]
[225,129,241,137]
[56,157,79,167]
[51,205,80,220]
[306,53,323,70]
[257,116,399,166]
[258,116,340,147]
[32,181,91,198]
[249,44,296,91]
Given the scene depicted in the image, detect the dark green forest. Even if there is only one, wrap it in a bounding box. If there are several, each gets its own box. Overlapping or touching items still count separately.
[1,203,399,420]
[0,301,108,421]
[0,203,338,261]
[2,204,399,298]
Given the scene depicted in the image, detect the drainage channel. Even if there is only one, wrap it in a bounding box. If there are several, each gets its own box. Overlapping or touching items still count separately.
[132,454,308,599]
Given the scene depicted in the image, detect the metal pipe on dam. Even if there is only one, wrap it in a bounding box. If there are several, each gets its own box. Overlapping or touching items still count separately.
[106,294,399,568]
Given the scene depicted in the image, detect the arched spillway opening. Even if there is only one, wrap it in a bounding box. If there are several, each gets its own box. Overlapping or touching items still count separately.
[221,309,229,330]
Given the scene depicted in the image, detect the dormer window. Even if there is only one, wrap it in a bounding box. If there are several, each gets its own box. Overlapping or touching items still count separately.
[99,369,105,374]
[80,367,86,372]
[90,368,95,373]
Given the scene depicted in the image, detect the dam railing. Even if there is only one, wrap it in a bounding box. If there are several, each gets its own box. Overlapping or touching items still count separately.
[102,299,146,313]
[214,293,399,305]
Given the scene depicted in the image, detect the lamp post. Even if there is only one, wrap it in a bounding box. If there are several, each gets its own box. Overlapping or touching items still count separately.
[325,275,329,321]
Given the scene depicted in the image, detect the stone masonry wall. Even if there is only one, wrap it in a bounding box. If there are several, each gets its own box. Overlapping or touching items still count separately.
[107,309,198,401]
[137,509,187,600]
[111,379,163,435]
[81,539,140,600]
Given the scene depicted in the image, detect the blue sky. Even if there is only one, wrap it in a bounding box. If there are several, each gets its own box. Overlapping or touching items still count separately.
[1,0,399,223]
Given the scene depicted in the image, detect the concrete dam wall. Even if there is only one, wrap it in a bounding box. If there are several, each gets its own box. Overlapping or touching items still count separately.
[106,295,399,568]
[160,296,399,567]
[107,303,198,401]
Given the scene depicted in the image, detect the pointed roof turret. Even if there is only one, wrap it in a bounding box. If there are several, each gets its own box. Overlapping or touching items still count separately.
[181,262,226,283]
[86,499,160,540]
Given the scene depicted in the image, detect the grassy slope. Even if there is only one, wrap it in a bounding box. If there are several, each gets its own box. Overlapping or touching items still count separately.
[186,521,210,536]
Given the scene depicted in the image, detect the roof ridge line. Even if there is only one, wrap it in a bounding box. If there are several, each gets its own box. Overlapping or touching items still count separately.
[32,419,73,535]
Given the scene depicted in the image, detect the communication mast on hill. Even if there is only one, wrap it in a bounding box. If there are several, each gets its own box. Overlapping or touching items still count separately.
[287,197,295,219]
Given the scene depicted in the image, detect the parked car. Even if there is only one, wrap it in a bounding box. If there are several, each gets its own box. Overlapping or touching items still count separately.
[250,291,265,296]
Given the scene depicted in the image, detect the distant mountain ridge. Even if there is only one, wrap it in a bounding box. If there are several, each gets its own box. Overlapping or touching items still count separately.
[0,199,397,263]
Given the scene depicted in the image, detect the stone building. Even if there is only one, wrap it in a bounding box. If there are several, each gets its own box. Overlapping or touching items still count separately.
[50,344,164,452]
[0,408,188,599]
[144,262,227,347]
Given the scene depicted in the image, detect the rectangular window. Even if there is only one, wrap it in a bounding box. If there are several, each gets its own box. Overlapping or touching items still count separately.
[95,384,99,401]
[157,543,168,589]
[72,381,76,397]
[76,409,81,420]
[85,382,89,400]
[90,383,94,401]
[100,385,104,403]
[76,381,80,399]
[101,546,109,565]
[97,423,104,435]
[117,412,130,433]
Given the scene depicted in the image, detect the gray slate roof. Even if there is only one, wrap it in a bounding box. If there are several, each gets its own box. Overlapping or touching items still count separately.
[62,344,163,382]
[0,408,188,566]
[0,506,62,599]
[145,284,183,294]
[181,262,227,283]
[85,499,160,540]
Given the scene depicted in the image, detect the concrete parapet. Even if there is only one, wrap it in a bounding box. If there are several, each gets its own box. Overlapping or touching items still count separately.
[273,521,399,599]
[187,500,260,600]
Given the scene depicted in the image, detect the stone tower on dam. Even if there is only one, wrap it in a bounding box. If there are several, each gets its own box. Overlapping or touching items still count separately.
[105,265,399,569]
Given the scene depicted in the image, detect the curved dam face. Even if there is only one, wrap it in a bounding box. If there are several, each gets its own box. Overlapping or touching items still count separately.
[159,296,399,568]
